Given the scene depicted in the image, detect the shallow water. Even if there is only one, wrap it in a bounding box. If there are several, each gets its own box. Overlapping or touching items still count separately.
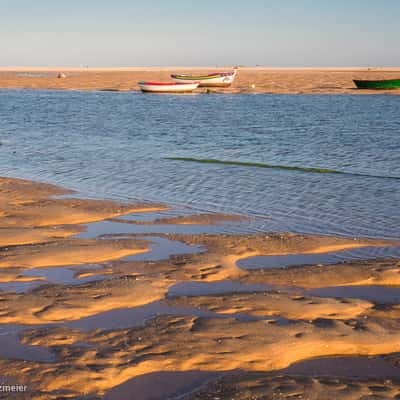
[168,280,275,297]
[238,246,400,270]
[103,370,223,400]
[124,236,204,261]
[0,325,54,362]
[308,285,400,304]
[0,265,108,293]
[283,354,400,379]
[67,300,279,332]
[1,89,400,398]
[78,219,224,238]
[80,226,206,261]
[1,90,399,239]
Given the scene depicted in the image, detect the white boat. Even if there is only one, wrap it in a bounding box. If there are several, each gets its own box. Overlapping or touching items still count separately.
[138,81,200,93]
[171,71,237,87]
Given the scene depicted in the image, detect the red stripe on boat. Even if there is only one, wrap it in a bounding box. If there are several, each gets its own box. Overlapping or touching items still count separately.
[140,81,196,86]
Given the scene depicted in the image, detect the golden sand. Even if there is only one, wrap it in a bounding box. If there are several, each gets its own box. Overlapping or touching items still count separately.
[0,176,400,399]
[5,315,400,396]
[169,292,373,321]
[1,67,400,94]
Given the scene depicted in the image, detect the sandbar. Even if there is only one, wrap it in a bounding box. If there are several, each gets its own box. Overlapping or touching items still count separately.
[1,67,400,94]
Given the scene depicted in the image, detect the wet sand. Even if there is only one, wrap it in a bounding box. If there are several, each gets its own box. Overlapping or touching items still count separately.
[0,176,400,399]
[180,367,400,400]
[1,67,400,94]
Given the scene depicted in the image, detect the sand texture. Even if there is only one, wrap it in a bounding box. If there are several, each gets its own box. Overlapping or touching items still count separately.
[180,370,400,400]
[0,176,399,399]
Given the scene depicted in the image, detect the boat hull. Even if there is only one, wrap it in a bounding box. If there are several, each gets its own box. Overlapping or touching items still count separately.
[354,79,400,90]
[171,71,236,87]
[138,82,199,93]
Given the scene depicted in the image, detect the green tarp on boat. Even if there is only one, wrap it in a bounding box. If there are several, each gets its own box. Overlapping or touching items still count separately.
[354,79,400,90]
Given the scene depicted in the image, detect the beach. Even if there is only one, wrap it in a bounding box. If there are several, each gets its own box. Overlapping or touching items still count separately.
[0,176,400,399]
[0,82,400,399]
[2,0,400,396]
[1,67,400,94]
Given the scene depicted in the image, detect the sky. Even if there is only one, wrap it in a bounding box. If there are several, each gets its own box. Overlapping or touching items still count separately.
[1,0,399,67]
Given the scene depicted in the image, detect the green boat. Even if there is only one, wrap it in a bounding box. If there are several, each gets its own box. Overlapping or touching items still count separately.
[354,79,400,90]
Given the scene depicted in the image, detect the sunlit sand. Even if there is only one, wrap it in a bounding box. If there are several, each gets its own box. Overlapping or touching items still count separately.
[0,176,400,398]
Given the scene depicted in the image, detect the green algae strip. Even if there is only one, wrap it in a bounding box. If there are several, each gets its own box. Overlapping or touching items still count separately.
[166,157,400,180]
[166,157,342,174]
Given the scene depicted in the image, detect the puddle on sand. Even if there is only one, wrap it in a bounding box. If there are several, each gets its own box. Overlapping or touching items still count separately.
[0,265,108,294]
[124,236,204,262]
[0,325,54,362]
[308,285,400,304]
[77,219,224,238]
[168,280,276,297]
[66,301,181,331]
[282,354,400,380]
[0,294,285,363]
[21,264,107,285]
[66,300,277,332]
[238,246,400,270]
[103,370,223,400]
[0,280,43,294]
[0,235,204,294]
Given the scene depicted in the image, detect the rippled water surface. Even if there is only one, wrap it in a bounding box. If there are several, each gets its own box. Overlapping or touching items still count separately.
[1,89,399,239]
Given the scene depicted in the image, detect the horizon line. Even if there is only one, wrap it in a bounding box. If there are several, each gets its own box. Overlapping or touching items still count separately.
[1,66,399,72]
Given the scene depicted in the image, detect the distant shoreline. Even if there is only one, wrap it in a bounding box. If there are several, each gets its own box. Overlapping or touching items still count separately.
[0,67,399,94]
[1,66,400,71]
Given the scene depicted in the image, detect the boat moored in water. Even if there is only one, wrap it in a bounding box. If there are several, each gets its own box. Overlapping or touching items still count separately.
[138,81,200,93]
[171,71,237,87]
[353,79,400,90]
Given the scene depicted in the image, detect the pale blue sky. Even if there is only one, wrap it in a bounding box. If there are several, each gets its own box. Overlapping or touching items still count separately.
[1,0,399,67]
